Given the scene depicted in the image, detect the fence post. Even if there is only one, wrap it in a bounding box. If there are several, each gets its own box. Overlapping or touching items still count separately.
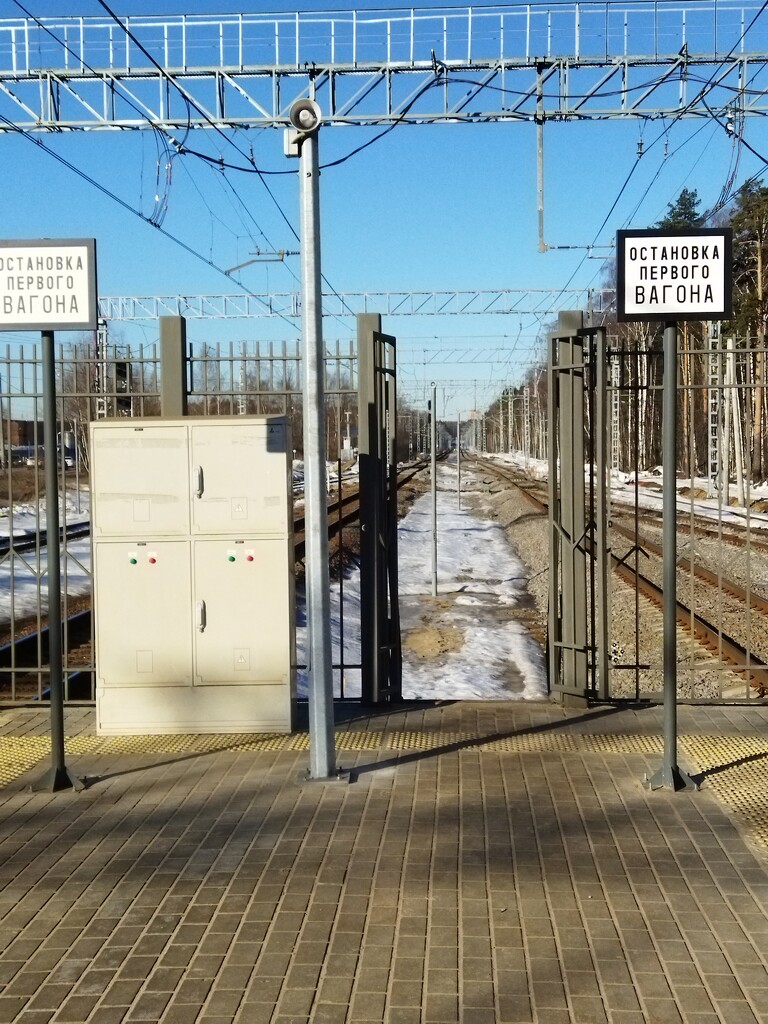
[159,316,187,417]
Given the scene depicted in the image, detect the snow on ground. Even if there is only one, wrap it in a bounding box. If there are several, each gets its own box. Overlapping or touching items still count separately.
[487,449,768,528]
[5,450,765,699]
[297,459,548,702]
[0,490,92,624]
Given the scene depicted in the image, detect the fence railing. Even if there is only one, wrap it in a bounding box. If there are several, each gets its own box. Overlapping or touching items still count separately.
[0,338,359,706]
[1,3,765,75]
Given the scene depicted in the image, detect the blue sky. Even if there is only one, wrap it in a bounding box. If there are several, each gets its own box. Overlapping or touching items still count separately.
[0,1,767,416]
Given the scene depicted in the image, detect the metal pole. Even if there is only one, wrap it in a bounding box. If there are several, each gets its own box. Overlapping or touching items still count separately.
[456,413,461,509]
[595,328,610,700]
[646,322,695,791]
[431,382,437,597]
[33,331,82,792]
[298,118,338,780]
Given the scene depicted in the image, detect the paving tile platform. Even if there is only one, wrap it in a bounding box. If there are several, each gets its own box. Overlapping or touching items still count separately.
[1,700,768,1023]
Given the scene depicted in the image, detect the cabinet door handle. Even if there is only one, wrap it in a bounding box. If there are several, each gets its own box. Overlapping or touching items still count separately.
[196,600,207,632]
[195,465,204,498]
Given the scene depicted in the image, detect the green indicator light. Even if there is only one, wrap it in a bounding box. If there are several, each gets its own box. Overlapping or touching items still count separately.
[228,555,236,562]
[129,557,137,565]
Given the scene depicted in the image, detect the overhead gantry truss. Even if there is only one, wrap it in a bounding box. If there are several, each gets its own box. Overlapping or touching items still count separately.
[97,287,614,321]
[0,3,767,131]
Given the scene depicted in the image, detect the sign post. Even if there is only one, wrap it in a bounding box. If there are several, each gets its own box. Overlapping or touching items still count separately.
[617,229,732,791]
[0,238,98,792]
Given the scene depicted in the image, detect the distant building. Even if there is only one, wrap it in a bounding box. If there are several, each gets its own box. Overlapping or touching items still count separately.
[9,421,45,447]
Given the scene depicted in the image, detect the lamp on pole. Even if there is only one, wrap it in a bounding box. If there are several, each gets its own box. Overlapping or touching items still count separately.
[286,98,340,781]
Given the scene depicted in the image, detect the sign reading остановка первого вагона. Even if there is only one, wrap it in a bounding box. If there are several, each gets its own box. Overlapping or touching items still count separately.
[616,228,732,323]
[0,239,98,332]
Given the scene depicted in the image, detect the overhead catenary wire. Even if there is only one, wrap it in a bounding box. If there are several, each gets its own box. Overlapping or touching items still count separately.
[91,0,362,326]
[97,0,366,328]
[11,0,286,252]
[0,111,302,330]
[512,0,768,335]
[10,2,768,349]
[14,0,361,331]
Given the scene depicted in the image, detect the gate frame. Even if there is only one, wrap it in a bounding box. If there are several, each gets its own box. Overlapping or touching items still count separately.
[357,313,402,704]
[547,312,611,705]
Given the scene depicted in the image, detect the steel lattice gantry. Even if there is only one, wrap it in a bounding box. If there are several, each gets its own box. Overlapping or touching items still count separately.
[0,3,767,131]
[97,287,614,321]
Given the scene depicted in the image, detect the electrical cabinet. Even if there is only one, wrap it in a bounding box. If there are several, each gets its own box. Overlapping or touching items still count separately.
[91,416,296,734]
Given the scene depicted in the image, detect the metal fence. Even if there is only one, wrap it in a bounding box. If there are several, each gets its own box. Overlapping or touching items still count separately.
[0,336,358,706]
[551,322,768,705]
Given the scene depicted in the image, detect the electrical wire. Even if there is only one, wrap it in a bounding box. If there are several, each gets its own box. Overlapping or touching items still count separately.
[0,112,301,328]
[89,0,356,321]
[514,0,768,334]
[319,73,471,170]
[12,1,768,347]
[14,0,360,328]
[92,0,321,271]
[10,0,288,237]
[94,0,261,172]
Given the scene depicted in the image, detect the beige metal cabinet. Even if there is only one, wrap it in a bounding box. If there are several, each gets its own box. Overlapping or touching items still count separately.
[191,537,292,686]
[91,416,295,735]
[94,539,193,688]
[189,421,289,536]
[90,424,191,536]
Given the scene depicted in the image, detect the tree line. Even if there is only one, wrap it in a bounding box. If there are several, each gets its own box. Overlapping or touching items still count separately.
[481,180,768,487]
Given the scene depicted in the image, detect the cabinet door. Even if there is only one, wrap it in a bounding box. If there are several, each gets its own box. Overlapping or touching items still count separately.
[189,421,290,536]
[192,538,291,685]
[94,540,193,687]
[90,424,190,536]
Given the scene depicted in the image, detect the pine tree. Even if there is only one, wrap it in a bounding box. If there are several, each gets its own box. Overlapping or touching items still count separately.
[728,180,768,337]
[727,180,768,477]
[655,187,704,229]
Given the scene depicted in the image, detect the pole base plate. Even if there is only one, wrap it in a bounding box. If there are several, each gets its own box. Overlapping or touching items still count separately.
[644,764,699,792]
[31,766,85,793]
[297,767,350,786]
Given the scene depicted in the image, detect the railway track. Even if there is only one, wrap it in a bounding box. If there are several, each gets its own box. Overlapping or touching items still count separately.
[0,459,434,703]
[471,456,768,698]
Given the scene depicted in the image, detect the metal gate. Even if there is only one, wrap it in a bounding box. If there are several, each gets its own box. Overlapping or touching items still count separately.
[549,313,768,705]
[357,314,402,704]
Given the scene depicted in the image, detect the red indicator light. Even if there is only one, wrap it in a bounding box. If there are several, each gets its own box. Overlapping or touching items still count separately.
[148,556,157,564]
[246,554,254,562]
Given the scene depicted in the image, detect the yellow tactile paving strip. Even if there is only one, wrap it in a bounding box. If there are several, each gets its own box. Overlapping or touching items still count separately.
[2,727,768,853]
[681,734,768,851]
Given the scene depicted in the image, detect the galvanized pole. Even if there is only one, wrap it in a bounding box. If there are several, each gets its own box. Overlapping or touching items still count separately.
[508,391,513,453]
[33,331,82,792]
[457,414,461,509]
[294,104,337,780]
[431,382,438,597]
[595,328,610,700]
[646,322,695,791]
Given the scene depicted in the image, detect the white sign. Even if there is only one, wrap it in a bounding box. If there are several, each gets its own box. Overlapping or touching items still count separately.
[617,229,732,322]
[0,239,98,331]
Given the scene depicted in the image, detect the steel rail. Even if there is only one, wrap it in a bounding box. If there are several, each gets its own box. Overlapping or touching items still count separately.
[0,455,440,702]
[611,507,768,556]
[610,519,768,620]
[472,456,768,693]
